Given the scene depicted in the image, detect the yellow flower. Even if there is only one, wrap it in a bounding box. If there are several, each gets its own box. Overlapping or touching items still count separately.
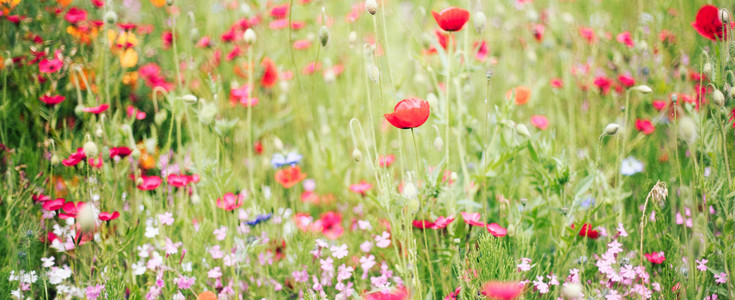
[1,0,21,14]
[120,49,138,68]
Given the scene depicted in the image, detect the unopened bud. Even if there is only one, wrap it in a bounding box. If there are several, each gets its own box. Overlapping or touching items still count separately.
[520,198,528,206]
[74,105,84,116]
[154,110,167,125]
[95,126,104,138]
[243,28,256,44]
[679,116,698,145]
[720,9,729,23]
[4,58,13,68]
[365,0,377,15]
[166,0,173,6]
[273,137,284,152]
[561,283,584,299]
[104,11,118,24]
[83,141,99,158]
[703,63,713,77]
[191,193,201,205]
[515,123,530,137]
[130,148,141,160]
[51,154,60,165]
[368,64,379,83]
[352,148,362,163]
[712,89,725,107]
[120,124,132,136]
[189,28,200,44]
[402,182,418,201]
[473,11,486,34]
[180,94,198,105]
[77,204,97,233]
[604,123,620,136]
[433,136,443,151]
[348,31,358,44]
[632,85,652,94]
[319,26,329,47]
[199,101,217,125]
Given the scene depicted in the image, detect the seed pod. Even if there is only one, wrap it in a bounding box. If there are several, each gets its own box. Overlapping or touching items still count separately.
[154,110,168,125]
[83,141,99,158]
[720,8,729,23]
[104,11,118,24]
[243,28,256,45]
[515,123,530,138]
[319,26,329,47]
[712,89,725,107]
[366,0,377,15]
[473,11,486,34]
[604,123,620,136]
[352,148,362,163]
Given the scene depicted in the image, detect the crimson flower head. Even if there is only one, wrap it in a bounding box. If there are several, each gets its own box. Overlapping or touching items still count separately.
[216,192,245,211]
[486,223,507,237]
[412,220,435,229]
[275,166,307,188]
[39,94,66,106]
[384,98,430,129]
[261,57,279,88]
[635,119,655,135]
[137,175,162,191]
[480,281,523,300]
[645,251,666,264]
[576,223,599,239]
[432,7,470,32]
[461,212,486,227]
[42,198,66,211]
[62,148,86,166]
[349,180,372,195]
[99,211,120,221]
[692,5,732,41]
[82,104,109,114]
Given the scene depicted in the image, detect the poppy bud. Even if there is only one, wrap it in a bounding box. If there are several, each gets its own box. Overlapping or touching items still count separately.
[352,148,362,163]
[366,0,377,15]
[4,58,13,68]
[402,182,418,201]
[199,101,217,125]
[515,124,530,138]
[95,126,104,138]
[131,148,141,160]
[520,198,528,206]
[712,89,725,107]
[730,85,735,99]
[604,123,620,136]
[121,124,132,136]
[348,31,358,45]
[191,193,201,205]
[135,176,144,186]
[434,136,443,151]
[678,117,698,145]
[83,141,99,158]
[74,105,84,116]
[632,85,652,94]
[450,172,458,182]
[78,204,97,233]
[273,137,284,152]
[319,26,329,47]
[243,28,256,45]
[407,197,419,214]
[51,154,60,165]
[473,11,486,34]
[104,11,118,24]
[368,64,380,83]
[190,28,200,44]
[703,63,713,78]
[180,94,198,105]
[144,139,157,154]
[166,0,173,6]
[154,110,167,125]
[101,146,110,158]
[720,9,729,23]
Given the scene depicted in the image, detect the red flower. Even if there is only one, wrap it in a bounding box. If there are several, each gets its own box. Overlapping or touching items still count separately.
[99,211,120,221]
[270,4,289,18]
[65,7,87,24]
[618,75,635,87]
[216,192,245,211]
[62,148,86,166]
[486,223,507,237]
[433,216,455,229]
[692,5,731,41]
[579,27,597,44]
[39,94,66,106]
[461,212,486,227]
[82,104,109,114]
[530,115,548,130]
[261,57,279,88]
[109,146,132,159]
[127,105,146,120]
[42,198,66,211]
[316,211,344,240]
[576,223,599,239]
[384,98,430,129]
[275,166,307,188]
[39,56,63,73]
[91,0,104,8]
[432,7,470,32]
[474,40,488,61]
[480,281,523,300]
[652,100,667,111]
[635,119,655,135]
[593,76,612,95]
[167,174,198,188]
[644,251,665,264]
[254,141,264,154]
[412,220,435,229]
[60,201,85,219]
[532,24,545,41]
[33,193,51,203]
[550,78,563,89]
[137,175,162,191]
[349,180,372,195]
[378,154,395,167]
[365,286,409,300]
[616,31,634,48]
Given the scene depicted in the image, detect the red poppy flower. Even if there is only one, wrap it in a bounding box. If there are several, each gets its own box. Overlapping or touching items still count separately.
[575,223,599,239]
[302,62,321,74]
[254,141,264,154]
[616,31,634,48]
[261,57,278,88]
[126,105,146,120]
[461,212,486,227]
[644,251,665,264]
[216,192,245,211]
[433,216,455,229]
[578,27,596,44]
[532,24,545,41]
[365,285,409,300]
[474,40,488,61]
[43,198,66,211]
[593,76,612,95]
[137,175,162,190]
[316,211,344,240]
[62,148,86,166]
[378,154,395,167]
[384,98,430,129]
[167,173,196,188]
[412,220,435,229]
[349,180,372,195]
[293,39,311,50]
[33,193,51,203]
[431,7,470,32]
[82,104,109,114]
[692,5,731,41]
[91,0,104,8]
[486,223,507,237]
[89,156,103,168]
[652,100,666,111]
[270,4,289,18]
[109,146,132,159]
[39,94,66,106]
[275,166,307,188]
[64,7,87,24]
[231,85,259,107]
[550,78,563,89]
[60,201,85,219]
[480,281,523,300]
[506,86,531,105]
[635,119,655,135]
[530,115,548,130]
[99,211,120,221]
[618,75,635,87]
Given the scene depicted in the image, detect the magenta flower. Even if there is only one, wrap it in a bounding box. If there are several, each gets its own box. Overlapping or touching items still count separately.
[461,212,486,227]
[216,192,245,211]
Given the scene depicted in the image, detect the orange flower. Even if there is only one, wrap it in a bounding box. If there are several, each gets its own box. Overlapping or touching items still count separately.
[1,0,21,14]
[150,0,166,7]
[197,291,217,300]
[55,0,72,6]
[275,166,307,189]
[66,25,99,45]
[123,72,139,87]
[506,86,531,105]
[120,48,138,68]
[70,69,96,91]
